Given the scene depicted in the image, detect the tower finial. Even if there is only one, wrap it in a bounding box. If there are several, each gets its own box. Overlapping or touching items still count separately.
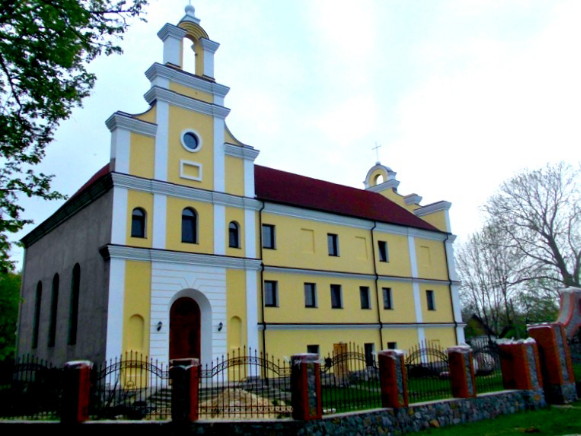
[372,142,382,164]
[182,1,200,24]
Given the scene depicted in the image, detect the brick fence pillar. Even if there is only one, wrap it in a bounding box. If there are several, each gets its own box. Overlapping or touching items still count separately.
[527,322,577,404]
[498,339,543,391]
[291,353,322,421]
[447,345,477,398]
[377,349,408,408]
[61,360,93,424]
[170,358,200,423]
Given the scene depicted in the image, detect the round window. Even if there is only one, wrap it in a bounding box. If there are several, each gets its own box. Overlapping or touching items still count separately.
[182,131,200,151]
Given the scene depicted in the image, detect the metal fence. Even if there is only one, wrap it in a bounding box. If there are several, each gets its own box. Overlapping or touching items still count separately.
[471,342,505,394]
[320,343,382,414]
[405,341,453,403]
[0,355,63,420]
[198,347,293,420]
[90,351,171,420]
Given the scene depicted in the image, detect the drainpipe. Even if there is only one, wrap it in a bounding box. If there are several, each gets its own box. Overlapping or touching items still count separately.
[258,202,267,355]
[443,233,459,344]
[370,222,384,348]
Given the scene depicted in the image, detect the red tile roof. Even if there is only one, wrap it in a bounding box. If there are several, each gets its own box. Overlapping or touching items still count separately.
[254,165,439,232]
[69,163,439,232]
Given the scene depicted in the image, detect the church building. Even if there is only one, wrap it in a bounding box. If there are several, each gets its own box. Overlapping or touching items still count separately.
[16,5,465,366]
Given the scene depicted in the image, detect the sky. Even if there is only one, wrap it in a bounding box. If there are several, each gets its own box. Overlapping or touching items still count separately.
[11,0,581,270]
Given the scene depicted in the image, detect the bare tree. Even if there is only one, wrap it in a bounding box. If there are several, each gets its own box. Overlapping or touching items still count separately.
[456,223,525,336]
[484,161,581,291]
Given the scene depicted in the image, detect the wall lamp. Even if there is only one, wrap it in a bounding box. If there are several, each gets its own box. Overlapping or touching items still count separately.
[156,321,163,332]
[218,322,223,332]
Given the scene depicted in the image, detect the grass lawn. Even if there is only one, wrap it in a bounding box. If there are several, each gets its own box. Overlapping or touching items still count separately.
[404,399,581,436]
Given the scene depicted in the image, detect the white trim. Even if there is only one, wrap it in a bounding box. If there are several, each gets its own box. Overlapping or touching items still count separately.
[246,271,259,350]
[154,101,169,181]
[179,160,203,182]
[144,87,230,119]
[415,201,452,216]
[214,204,225,255]
[111,186,128,245]
[408,235,423,326]
[152,193,167,249]
[111,172,262,210]
[106,244,263,270]
[105,258,125,361]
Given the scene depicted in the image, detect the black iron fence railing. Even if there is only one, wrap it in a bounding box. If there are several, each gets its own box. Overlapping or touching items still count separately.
[405,341,453,403]
[198,347,292,420]
[320,343,382,414]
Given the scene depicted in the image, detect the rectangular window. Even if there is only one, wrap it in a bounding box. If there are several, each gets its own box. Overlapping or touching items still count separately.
[307,344,320,355]
[382,287,393,310]
[387,341,397,350]
[378,240,389,262]
[360,286,371,309]
[264,280,278,307]
[426,289,436,311]
[330,284,342,309]
[304,282,317,308]
[327,233,339,256]
[262,224,276,249]
[364,343,375,367]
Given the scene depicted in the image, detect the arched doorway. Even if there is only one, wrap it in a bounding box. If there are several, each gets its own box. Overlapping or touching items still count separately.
[169,297,201,360]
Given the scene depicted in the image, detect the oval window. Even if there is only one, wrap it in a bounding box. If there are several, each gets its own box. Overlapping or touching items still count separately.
[182,131,200,151]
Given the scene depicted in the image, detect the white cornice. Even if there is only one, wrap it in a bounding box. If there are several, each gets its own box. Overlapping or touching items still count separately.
[105,112,157,137]
[415,201,452,216]
[111,172,262,210]
[224,143,260,161]
[199,38,220,53]
[259,323,461,331]
[144,86,230,119]
[104,244,262,270]
[263,265,452,286]
[262,203,448,241]
[157,23,187,42]
[145,63,229,98]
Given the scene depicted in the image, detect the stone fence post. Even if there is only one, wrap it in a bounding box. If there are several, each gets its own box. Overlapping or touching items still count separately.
[170,358,200,423]
[377,349,409,408]
[291,353,322,421]
[61,360,93,424]
[498,339,543,392]
[527,322,577,404]
[447,345,477,399]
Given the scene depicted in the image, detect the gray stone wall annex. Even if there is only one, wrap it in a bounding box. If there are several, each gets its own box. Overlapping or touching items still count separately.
[17,180,114,365]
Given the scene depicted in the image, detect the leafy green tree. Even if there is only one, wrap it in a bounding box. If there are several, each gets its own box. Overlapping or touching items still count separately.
[0,270,20,361]
[0,0,149,272]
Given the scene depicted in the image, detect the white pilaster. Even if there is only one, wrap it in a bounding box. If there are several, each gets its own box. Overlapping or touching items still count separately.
[214,204,225,255]
[154,101,169,182]
[157,23,187,67]
[152,193,167,249]
[199,38,219,78]
[105,258,125,361]
[246,270,259,351]
[213,118,225,192]
[244,209,256,259]
[111,186,128,245]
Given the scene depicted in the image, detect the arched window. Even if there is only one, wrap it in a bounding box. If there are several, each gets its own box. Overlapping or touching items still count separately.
[229,221,240,248]
[182,207,197,243]
[32,281,42,349]
[48,274,59,347]
[131,208,146,238]
[68,264,80,346]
